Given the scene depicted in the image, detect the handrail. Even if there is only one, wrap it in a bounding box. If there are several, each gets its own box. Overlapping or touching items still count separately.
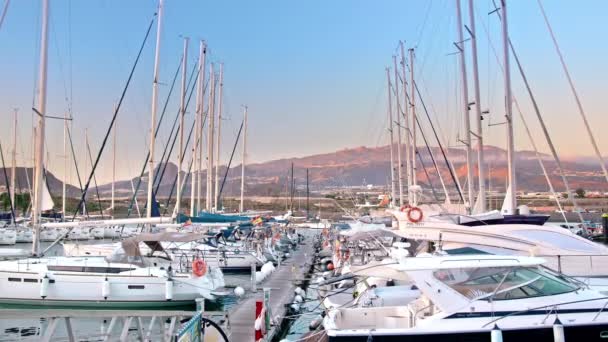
[482,296,608,328]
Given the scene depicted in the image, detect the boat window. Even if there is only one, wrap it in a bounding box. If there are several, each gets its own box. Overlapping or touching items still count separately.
[7,278,21,282]
[47,266,136,273]
[128,285,145,289]
[509,230,602,253]
[23,278,38,283]
[433,266,578,301]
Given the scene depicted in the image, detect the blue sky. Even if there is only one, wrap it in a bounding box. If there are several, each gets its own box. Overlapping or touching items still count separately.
[1,0,608,184]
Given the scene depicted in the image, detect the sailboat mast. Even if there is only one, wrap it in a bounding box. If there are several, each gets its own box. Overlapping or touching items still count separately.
[206,64,216,212]
[32,0,50,256]
[306,168,309,218]
[409,47,418,205]
[214,63,224,211]
[468,0,486,213]
[399,41,412,204]
[501,0,516,214]
[385,67,396,208]
[146,0,164,221]
[11,109,17,222]
[239,106,248,213]
[196,42,207,214]
[177,37,188,217]
[61,110,67,222]
[111,105,116,219]
[192,41,205,216]
[392,57,404,206]
[455,0,474,211]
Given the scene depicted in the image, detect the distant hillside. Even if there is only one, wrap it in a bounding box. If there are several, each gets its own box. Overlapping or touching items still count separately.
[2,145,608,200]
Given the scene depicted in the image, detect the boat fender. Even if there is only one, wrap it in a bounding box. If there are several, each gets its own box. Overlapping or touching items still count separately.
[491,324,503,342]
[40,274,50,299]
[102,277,110,300]
[309,315,323,330]
[165,278,174,301]
[553,318,565,342]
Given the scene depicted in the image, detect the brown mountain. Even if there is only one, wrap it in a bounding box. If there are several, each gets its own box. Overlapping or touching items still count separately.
[3,145,607,200]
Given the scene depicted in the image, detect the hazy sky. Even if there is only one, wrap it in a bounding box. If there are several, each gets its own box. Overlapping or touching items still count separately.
[1,0,608,184]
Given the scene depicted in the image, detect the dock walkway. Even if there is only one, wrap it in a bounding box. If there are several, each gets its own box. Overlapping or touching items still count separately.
[228,237,315,342]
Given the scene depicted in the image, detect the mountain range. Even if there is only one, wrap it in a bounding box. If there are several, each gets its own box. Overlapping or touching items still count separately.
[1,145,607,200]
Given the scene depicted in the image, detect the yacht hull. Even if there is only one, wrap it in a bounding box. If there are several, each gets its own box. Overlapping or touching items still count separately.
[328,323,608,341]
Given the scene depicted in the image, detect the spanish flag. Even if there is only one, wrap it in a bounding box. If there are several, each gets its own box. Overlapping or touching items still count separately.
[252,216,264,226]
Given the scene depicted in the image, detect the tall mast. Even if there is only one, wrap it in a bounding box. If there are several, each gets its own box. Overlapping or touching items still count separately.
[146,0,164,221]
[32,0,50,255]
[196,42,207,214]
[392,56,404,206]
[111,105,116,219]
[306,168,309,218]
[399,41,412,204]
[239,106,248,213]
[468,0,486,213]
[11,109,17,223]
[192,41,206,216]
[214,63,224,210]
[455,0,474,211]
[409,47,418,205]
[385,67,396,208]
[83,128,88,216]
[206,64,216,212]
[501,0,516,214]
[177,37,188,217]
[61,110,67,222]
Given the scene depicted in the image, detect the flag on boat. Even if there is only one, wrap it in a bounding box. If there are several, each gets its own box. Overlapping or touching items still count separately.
[252,216,264,226]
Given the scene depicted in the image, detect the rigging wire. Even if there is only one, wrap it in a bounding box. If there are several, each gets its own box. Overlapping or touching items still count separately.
[67,12,157,222]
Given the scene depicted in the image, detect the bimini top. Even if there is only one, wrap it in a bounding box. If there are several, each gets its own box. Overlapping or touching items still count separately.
[392,254,546,272]
[122,232,208,257]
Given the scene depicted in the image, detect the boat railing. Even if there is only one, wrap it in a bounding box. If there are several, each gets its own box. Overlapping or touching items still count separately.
[482,296,608,328]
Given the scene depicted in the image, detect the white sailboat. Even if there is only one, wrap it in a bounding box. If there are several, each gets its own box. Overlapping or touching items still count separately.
[0,0,225,308]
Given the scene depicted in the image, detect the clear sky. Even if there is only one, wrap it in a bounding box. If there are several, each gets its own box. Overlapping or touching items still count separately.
[1,0,608,184]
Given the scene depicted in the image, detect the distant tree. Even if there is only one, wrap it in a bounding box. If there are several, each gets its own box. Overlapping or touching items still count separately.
[0,193,9,211]
[575,188,586,198]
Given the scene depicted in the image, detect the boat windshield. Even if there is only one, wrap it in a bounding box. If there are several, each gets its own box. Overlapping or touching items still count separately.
[433,266,579,301]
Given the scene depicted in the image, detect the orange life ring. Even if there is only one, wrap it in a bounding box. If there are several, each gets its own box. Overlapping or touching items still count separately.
[407,207,424,223]
[192,259,207,277]
[400,205,411,212]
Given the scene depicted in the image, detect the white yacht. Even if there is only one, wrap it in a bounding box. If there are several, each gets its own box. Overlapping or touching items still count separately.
[0,232,224,307]
[324,254,608,341]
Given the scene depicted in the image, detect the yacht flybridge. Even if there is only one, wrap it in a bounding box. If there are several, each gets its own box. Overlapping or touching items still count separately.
[324,254,608,341]
[0,232,224,307]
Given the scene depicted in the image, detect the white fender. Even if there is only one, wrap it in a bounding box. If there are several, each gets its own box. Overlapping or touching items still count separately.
[165,279,174,301]
[102,277,110,299]
[40,275,50,299]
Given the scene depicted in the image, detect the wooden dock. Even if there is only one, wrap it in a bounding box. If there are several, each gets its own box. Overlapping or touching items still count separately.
[228,237,316,342]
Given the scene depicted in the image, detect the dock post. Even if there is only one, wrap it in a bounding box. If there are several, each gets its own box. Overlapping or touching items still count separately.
[251,262,257,292]
[196,297,205,312]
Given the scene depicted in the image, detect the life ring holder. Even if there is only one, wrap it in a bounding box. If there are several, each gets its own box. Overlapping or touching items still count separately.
[192,259,207,277]
[399,205,411,212]
[407,207,424,223]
